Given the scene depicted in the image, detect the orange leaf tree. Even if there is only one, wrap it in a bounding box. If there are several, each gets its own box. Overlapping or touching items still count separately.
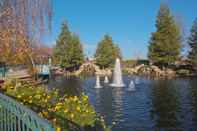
[0,0,52,68]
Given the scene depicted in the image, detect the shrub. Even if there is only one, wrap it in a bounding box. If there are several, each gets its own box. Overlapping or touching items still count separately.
[3,79,109,131]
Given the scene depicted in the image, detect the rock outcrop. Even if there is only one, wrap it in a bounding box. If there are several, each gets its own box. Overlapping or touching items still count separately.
[74,63,112,76]
[125,64,176,77]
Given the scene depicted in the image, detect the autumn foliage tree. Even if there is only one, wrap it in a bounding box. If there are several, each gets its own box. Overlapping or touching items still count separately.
[0,0,52,66]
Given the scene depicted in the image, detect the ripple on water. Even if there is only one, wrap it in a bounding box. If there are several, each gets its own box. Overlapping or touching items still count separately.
[49,76,197,131]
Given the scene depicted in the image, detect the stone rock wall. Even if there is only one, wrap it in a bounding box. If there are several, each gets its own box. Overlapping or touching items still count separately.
[125,64,176,77]
[75,63,112,76]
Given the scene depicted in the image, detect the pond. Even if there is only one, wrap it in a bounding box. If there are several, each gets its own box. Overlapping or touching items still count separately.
[48,76,197,131]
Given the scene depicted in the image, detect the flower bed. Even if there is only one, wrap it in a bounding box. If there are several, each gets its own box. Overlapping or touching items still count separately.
[2,79,110,131]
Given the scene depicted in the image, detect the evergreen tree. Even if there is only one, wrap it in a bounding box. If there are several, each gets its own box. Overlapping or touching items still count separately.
[95,35,121,68]
[148,4,182,67]
[53,22,84,69]
[53,22,71,66]
[188,18,197,67]
[113,44,122,59]
[63,34,84,69]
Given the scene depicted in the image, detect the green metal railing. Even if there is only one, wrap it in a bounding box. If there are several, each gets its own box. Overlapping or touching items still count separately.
[0,93,55,131]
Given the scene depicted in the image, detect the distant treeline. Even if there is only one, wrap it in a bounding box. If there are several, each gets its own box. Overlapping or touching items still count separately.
[52,4,197,71]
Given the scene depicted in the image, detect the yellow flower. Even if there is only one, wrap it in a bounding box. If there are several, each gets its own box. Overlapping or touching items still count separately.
[29,100,32,103]
[83,95,88,101]
[42,111,48,116]
[47,95,51,99]
[44,99,48,103]
[54,102,63,111]
[57,102,62,106]
[17,95,21,98]
[73,96,78,101]
[64,98,68,101]
[10,86,14,89]
[54,105,61,111]
[56,127,61,131]
[70,113,74,118]
[64,109,68,113]
[35,94,41,99]
[76,106,80,111]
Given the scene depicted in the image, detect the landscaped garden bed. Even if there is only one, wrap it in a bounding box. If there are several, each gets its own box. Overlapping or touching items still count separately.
[1,79,110,131]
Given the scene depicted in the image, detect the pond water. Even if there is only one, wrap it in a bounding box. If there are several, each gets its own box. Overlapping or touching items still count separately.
[48,76,197,131]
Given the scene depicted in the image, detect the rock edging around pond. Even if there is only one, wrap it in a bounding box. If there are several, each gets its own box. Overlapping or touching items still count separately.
[124,64,194,78]
[74,63,112,76]
[65,63,194,78]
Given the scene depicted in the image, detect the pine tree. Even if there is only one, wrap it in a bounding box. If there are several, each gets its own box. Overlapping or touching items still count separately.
[53,22,84,69]
[188,18,197,67]
[63,34,84,69]
[95,35,122,68]
[53,22,71,66]
[148,4,182,67]
[113,44,122,60]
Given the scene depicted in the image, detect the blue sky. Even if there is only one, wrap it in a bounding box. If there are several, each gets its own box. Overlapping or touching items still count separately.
[44,0,197,59]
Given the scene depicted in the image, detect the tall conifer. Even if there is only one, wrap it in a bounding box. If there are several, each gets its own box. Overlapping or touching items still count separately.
[95,35,122,68]
[188,19,197,67]
[148,4,182,67]
[53,22,84,69]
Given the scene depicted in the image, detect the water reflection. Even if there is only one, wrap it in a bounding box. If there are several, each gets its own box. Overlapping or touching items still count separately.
[150,80,182,130]
[111,88,124,123]
[90,86,124,127]
[47,76,197,131]
[188,79,197,129]
[48,76,83,96]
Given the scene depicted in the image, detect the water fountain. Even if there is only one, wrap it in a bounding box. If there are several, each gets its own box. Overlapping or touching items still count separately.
[104,76,109,83]
[135,77,140,84]
[95,75,102,88]
[110,58,125,87]
[128,80,135,91]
